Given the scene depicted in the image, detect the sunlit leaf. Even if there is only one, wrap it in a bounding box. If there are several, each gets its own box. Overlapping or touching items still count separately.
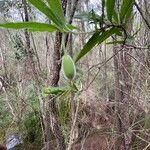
[0,22,58,32]
[28,0,63,28]
[46,0,65,24]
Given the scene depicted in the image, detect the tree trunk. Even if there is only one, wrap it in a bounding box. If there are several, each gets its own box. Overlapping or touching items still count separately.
[47,0,68,149]
[113,44,123,150]
[114,16,133,149]
[48,32,66,150]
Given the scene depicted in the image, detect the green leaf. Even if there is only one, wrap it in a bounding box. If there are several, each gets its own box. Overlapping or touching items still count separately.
[75,32,100,63]
[125,2,134,24]
[120,0,134,23]
[43,87,68,96]
[46,0,65,24]
[97,28,120,44]
[112,10,119,23]
[28,28,56,32]
[75,28,120,62]
[0,22,58,32]
[115,28,123,36]
[106,0,115,21]
[28,0,63,28]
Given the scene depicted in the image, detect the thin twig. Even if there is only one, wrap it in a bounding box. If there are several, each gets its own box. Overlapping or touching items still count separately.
[134,1,150,29]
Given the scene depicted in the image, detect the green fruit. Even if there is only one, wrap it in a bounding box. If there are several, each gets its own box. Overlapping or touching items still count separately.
[62,54,76,80]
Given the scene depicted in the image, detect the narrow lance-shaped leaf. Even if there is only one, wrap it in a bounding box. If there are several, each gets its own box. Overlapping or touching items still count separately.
[106,0,115,21]
[75,28,121,62]
[28,0,63,29]
[46,0,65,25]
[75,32,101,63]
[120,0,134,23]
[97,28,121,44]
[112,10,119,23]
[125,2,134,24]
[0,22,58,32]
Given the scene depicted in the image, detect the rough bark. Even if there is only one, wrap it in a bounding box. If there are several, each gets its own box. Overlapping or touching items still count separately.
[48,0,68,149]
[113,44,123,150]
[114,17,133,150]
[48,32,66,150]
